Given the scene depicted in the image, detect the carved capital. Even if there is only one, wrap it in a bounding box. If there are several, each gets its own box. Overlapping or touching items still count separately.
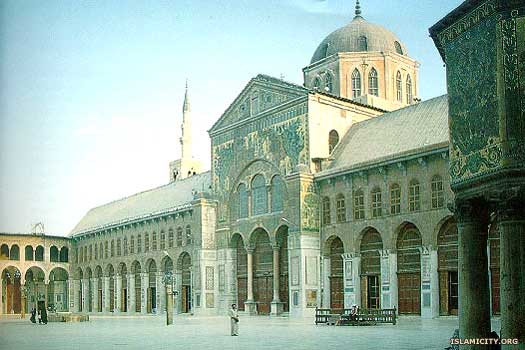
[494,186,525,222]
[451,198,490,226]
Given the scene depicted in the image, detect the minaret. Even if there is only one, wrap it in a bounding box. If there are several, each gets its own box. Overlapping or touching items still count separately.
[180,80,192,160]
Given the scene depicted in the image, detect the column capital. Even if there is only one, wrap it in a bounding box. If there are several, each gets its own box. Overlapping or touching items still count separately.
[272,243,280,251]
[450,198,490,226]
[245,246,254,254]
[494,186,525,222]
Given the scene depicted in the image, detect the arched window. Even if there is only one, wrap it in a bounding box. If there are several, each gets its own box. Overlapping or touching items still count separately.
[336,194,346,223]
[396,71,403,102]
[78,247,83,263]
[371,187,382,218]
[50,245,58,262]
[35,245,44,261]
[271,176,284,212]
[25,246,34,261]
[144,234,149,252]
[351,69,361,98]
[390,183,401,214]
[353,189,365,220]
[185,225,192,245]
[176,227,183,247]
[93,244,98,260]
[394,41,403,55]
[431,175,445,209]
[238,183,248,218]
[84,246,87,262]
[116,239,121,256]
[99,243,103,259]
[252,174,267,215]
[123,237,128,255]
[160,232,165,250]
[168,229,174,248]
[406,74,413,104]
[130,236,135,254]
[313,77,321,91]
[152,232,157,251]
[105,241,109,258]
[10,245,19,260]
[111,240,115,257]
[409,179,421,212]
[322,197,331,225]
[368,68,379,96]
[89,244,92,261]
[0,244,9,259]
[358,36,368,51]
[328,130,339,154]
[325,73,334,93]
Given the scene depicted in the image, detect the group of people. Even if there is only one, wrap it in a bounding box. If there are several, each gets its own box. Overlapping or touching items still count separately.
[29,307,48,325]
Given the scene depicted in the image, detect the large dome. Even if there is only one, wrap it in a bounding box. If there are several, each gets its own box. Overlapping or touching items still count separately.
[310,15,408,64]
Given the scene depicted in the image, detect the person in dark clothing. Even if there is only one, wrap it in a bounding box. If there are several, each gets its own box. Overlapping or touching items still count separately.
[30,308,36,324]
[489,331,501,350]
[37,309,42,324]
[41,308,48,325]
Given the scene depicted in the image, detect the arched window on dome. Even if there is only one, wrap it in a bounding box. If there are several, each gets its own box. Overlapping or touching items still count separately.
[325,73,333,93]
[358,36,368,51]
[396,71,403,102]
[351,69,361,98]
[394,41,403,55]
[328,130,339,154]
[406,74,413,104]
[368,68,379,96]
[313,77,321,91]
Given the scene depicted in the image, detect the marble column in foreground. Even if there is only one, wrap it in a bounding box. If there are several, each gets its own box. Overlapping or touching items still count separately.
[91,278,98,313]
[271,244,282,315]
[140,272,148,314]
[127,273,135,314]
[245,247,256,315]
[103,277,110,313]
[115,273,122,314]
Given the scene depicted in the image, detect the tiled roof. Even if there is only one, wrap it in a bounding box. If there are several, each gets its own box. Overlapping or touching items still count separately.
[323,95,449,175]
[70,172,211,236]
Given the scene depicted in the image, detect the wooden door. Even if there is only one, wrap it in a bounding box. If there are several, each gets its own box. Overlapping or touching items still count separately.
[151,287,156,311]
[146,288,151,313]
[181,286,188,313]
[491,268,500,315]
[279,274,289,312]
[398,273,420,314]
[330,276,344,310]
[255,276,272,315]
[236,277,247,311]
[448,271,458,315]
[439,271,448,315]
[367,275,380,309]
[98,290,103,312]
[121,289,127,312]
[135,288,141,312]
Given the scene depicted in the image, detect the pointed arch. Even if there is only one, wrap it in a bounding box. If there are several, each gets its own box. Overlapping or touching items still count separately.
[351,68,361,98]
[368,68,379,96]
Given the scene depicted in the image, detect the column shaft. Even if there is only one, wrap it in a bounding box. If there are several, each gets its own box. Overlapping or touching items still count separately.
[247,250,254,301]
[103,277,110,313]
[91,278,98,313]
[128,274,135,314]
[115,274,122,313]
[272,247,280,302]
[140,273,148,314]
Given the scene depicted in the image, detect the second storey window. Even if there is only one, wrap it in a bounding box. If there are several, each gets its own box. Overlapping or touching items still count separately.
[409,180,421,212]
[137,235,142,253]
[390,183,401,214]
[353,189,365,220]
[322,197,331,225]
[176,227,183,247]
[336,194,346,223]
[431,175,445,209]
[371,187,382,218]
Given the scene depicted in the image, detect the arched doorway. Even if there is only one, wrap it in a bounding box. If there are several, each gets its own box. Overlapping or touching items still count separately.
[119,263,128,312]
[232,234,247,311]
[131,261,141,312]
[2,266,22,314]
[49,267,69,312]
[437,217,458,315]
[360,228,383,309]
[95,266,103,312]
[327,236,344,310]
[251,228,272,315]
[25,266,46,313]
[397,223,422,315]
[106,265,115,312]
[276,226,289,312]
[489,223,500,315]
[146,259,157,313]
[178,253,192,313]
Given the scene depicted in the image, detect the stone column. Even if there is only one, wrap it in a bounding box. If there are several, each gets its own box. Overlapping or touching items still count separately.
[128,273,135,314]
[115,274,121,314]
[103,277,110,313]
[140,272,148,314]
[91,278,98,313]
[0,275,3,315]
[166,284,174,325]
[245,247,256,315]
[174,271,182,314]
[379,250,391,308]
[271,245,282,315]
[321,256,331,308]
[388,251,398,311]
[82,278,89,313]
[497,194,525,349]
[156,272,163,314]
[456,200,491,347]
[44,281,49,310]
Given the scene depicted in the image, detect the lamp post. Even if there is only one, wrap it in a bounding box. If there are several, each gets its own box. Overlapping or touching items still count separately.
[162,271,174,326]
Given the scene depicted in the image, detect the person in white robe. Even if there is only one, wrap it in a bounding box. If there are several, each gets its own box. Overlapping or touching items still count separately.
[228,304,239,336]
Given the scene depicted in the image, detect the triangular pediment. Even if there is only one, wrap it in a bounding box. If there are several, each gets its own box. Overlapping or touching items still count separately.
[209,74,308,134]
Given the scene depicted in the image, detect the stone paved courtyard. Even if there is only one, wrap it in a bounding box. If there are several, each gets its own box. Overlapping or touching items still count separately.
[0,315,501,350]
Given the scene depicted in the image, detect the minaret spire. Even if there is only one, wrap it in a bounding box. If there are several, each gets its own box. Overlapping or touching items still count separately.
[180,79,192,160]
[354,0,362,18]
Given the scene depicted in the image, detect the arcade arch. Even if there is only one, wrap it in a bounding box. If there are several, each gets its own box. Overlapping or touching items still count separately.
[396,222,422,315]
[359,228,383,309]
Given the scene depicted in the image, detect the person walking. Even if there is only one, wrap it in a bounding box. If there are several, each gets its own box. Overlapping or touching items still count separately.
[41,307,48,325]
[30,308,36,324]
[228,304,239,336]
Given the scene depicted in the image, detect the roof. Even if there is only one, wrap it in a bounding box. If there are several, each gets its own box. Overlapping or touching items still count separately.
[322,95,449,175]
[70,171,211,236]
[311,16,407,64]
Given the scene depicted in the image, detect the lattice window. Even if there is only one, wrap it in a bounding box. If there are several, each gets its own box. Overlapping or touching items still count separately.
[406,74,413,104]
[123,237,128,255]
[130,236,135,254]
[390,183,401,214]
[336,194,346,223]
[368,68,379,96]
[396,71,403,102]
[160,232,165,250]
[116,239,121,257]
[353,189,365,220]
[322,196,331,225]
[137,235,142,253]
[371,187,382,218]
[168,229,174,248]
[409,180,421,212]
[110,240,115,257]
[176,227,183,247]
[152,232,157,251]
[325,73,334,93]
[186,225,192,245]
[144,233,149,252]
[329,130,339,154]
[431,175,445,209]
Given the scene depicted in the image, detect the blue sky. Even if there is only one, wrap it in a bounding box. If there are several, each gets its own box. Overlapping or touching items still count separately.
[0,0,460,235]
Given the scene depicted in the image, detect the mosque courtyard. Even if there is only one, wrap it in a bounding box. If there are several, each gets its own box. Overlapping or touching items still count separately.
[0,314,502,350]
